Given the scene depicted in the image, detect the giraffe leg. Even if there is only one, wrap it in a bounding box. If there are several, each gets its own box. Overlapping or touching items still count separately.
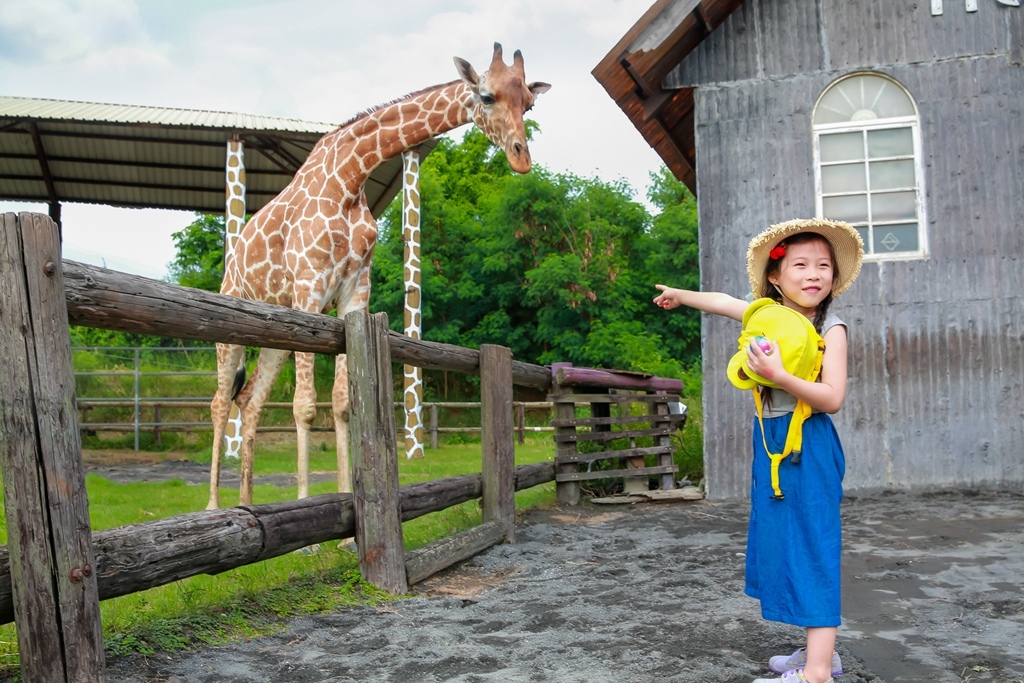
[333,352,351,493]
[209,343,246,510]
[237,347,291,506]
[293,351,318,500]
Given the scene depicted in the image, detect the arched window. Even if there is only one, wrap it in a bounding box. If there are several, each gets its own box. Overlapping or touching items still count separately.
[813,73,926,259]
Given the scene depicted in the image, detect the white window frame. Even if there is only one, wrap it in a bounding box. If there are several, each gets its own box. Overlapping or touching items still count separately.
[812,74,928,262]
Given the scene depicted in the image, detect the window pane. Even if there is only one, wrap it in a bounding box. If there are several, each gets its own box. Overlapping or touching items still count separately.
[871,191,916,220]
[823,194,868,222]
[856,227,870,251]
[873,223,919,253]
[814,74,916,125]
[869,160,915,191]
[868,128,914,158]
[820,133,864,163]
[822,163,867,193]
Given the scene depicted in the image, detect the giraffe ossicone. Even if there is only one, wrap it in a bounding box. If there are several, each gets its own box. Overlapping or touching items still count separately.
[207,43,550,510]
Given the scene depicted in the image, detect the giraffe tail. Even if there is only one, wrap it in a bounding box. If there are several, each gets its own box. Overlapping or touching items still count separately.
[224,364,246,460]
[231,364,246,401]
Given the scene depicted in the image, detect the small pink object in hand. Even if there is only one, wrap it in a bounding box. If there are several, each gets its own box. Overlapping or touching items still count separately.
[752,336,772,355]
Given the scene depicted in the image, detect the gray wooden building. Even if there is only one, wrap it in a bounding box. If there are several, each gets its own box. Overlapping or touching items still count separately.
[595,0,1023,499]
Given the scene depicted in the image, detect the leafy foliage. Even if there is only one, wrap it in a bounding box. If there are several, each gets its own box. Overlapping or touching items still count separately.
[371,130,701,389]
[168,213,227,293]
[90,128,703,398]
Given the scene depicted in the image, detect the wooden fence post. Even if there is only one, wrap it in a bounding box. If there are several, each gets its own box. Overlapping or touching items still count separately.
[429,403,438,449]
[345,310,408,594]
[480,344,515,543]
[550,362,580,505]
[0,212,105,682]
[516,402,525,445]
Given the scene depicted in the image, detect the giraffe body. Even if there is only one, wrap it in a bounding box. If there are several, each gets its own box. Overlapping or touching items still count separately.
[208,44,549,509]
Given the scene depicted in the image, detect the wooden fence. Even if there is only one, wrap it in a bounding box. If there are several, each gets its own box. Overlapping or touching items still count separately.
[76,398,556,447]
[0,212,683,682]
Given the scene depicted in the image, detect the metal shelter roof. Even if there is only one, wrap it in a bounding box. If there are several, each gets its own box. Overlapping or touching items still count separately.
[592,0,745,195]
[0,95,435,218]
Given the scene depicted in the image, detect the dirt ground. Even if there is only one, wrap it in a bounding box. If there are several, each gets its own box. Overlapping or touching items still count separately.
[83,450,1023,683]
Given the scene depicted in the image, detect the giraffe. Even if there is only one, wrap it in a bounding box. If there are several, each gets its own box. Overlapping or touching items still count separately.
[401,149,425,459]
[208,43,550,509]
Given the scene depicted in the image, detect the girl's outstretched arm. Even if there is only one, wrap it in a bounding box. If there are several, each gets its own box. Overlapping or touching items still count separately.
[653,285,746,321]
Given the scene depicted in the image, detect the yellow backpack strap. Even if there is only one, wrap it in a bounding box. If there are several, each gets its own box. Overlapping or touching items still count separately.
[752,388,788,500]
[787,337,826,466]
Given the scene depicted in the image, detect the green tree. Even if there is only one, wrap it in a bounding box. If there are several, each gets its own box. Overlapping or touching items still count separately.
[632,167,701,366]
[168,213,226,292]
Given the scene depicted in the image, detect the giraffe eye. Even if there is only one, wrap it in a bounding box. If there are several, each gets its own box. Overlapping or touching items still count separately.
[479,94,495,105]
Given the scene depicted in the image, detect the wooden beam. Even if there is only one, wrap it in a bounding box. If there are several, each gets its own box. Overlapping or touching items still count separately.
[27,122,58,205]
[0,213,104,681]
[346,310,408,595]
[480,345,516,543]
[405,521,506,586]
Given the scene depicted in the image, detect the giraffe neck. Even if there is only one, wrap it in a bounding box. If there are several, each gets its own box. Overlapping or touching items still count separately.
[327,81,475,194]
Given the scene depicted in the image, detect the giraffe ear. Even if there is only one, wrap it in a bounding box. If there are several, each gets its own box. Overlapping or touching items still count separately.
[528,82,551,96]
[453,57,479,88]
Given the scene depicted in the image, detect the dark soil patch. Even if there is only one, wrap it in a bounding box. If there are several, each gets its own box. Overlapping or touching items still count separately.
[99,489,1024,683]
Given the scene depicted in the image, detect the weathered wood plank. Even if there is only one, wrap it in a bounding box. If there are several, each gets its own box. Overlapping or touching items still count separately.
[554,445,675,464]
[346,311,408,595]
[550,363,581,505]
[240,495,356,560]
[514,461,556,490]
[0,462,555,626]
[554,365,683,393]
[62,259,551,390]
[480,345,516,543]
[553,426,676,443]
[555,465,678,483]
[649,400,676,491]
[550,412,688,428]
[405,521,506,586]
[0,213,105,682]
[548,393,681,404]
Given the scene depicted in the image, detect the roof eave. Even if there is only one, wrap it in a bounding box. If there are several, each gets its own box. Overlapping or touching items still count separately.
[592,0,747,195]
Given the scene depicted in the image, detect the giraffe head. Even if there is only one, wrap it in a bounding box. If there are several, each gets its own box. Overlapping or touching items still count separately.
[454,43,550,174]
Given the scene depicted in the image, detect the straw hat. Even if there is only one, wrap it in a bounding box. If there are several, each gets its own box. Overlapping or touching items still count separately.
[746,218,864,297]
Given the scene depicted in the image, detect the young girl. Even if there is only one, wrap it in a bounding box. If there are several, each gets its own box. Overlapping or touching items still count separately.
[653,218,863,683]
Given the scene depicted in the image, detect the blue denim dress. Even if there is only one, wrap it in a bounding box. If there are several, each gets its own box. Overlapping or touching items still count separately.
[744,411,846,627]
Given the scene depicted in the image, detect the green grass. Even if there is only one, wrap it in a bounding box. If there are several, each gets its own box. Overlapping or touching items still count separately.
[0,435,557,678]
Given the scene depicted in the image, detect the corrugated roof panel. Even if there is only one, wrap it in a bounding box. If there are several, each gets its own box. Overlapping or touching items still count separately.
[0,96,335,134]
[0,95,436,214]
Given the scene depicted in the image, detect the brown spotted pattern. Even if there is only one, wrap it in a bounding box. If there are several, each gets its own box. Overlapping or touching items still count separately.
[207,44,550,509]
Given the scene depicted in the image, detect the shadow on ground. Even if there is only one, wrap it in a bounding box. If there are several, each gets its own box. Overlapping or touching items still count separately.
[98,487,1024,683]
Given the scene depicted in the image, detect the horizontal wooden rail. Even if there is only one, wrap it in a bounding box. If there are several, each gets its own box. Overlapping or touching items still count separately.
[549,413,687,428]
[554,445,676,464]
[553,365,683,393]
[63,260,551,389]
[554,464,677,482]
[0,461,555,625]
[554,426,678,443]
[405,521,506,585]
[549,393,682,404]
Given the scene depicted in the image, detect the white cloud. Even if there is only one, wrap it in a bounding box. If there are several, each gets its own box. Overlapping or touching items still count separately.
[0,0,664,280]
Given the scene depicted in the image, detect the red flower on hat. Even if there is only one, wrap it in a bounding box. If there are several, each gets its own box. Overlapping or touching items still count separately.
[769,244,786,260]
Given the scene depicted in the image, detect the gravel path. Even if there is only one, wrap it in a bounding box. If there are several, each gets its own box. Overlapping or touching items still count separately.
[96,486,1024,683]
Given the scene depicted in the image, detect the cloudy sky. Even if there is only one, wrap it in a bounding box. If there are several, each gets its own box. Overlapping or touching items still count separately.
[0,0,664,280]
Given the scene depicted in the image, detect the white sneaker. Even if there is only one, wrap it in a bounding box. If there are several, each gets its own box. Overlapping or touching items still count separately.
[753,668,834,683]
[768,647,843,675]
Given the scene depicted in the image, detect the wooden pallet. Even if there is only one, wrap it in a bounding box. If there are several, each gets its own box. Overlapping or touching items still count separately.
[549,364,686,505]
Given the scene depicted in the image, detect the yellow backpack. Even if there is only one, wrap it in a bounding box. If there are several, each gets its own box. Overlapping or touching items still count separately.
[726,298,825,499]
